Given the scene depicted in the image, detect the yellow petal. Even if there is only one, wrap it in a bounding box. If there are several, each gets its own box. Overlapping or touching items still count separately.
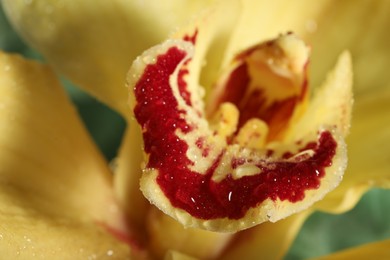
[0,51,132,257]
[0,211,132,259]
[315,88,390,213]
[347,89,390,188]
[311,239,390,260]
[220,210,311,260]
[2,0,215,116]
[225,0,333,62]
[113,125,150,237]
[306,0,390,94]
[285,51,353,141]
[146,207,232,259]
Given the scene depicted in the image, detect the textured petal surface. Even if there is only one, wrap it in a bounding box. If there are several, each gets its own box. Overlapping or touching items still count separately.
[312,239,390,260]
[0,52,132,258]
[2,0,214,116]
[129,35,348,232]
[0,212,131,259]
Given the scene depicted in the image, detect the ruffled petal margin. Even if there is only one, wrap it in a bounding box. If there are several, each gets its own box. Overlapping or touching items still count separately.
[128,36,348,232]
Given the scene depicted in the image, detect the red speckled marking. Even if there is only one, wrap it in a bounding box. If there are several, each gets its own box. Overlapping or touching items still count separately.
[183,30,198,44]
[177,59,192,106]
[195,137,210,157]
[134,46,337,220]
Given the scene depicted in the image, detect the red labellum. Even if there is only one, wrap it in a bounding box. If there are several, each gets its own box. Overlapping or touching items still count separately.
[133,45,337,221]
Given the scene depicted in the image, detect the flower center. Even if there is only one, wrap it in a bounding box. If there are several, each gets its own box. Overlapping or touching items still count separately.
[129,33,346,232]
[207,33,310,143]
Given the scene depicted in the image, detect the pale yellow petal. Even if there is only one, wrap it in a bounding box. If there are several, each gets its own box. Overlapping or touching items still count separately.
[285,51,353,141]
[225,0,333,63]
[146,207,232,259]
[2,0,215,116]
[220,210,311,260]
[315,88,390,213]
[311,240,390,260]
[347,89,390,188]
[0,208,132,259]
[113,124,149,237]
[306,0,390,94]
[0,51,132,257]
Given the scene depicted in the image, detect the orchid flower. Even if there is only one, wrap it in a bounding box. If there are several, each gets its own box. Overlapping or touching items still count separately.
[1,0,390,259]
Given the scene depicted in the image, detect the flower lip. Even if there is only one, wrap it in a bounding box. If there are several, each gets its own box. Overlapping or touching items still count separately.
[207,33,310,141]
[129,34,348,231]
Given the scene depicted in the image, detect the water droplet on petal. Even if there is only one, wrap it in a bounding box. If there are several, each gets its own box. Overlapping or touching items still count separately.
[228,191,233,202]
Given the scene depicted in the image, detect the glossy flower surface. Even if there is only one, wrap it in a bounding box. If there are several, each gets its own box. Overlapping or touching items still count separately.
[129,31,351,232]
[1,0,390,259]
